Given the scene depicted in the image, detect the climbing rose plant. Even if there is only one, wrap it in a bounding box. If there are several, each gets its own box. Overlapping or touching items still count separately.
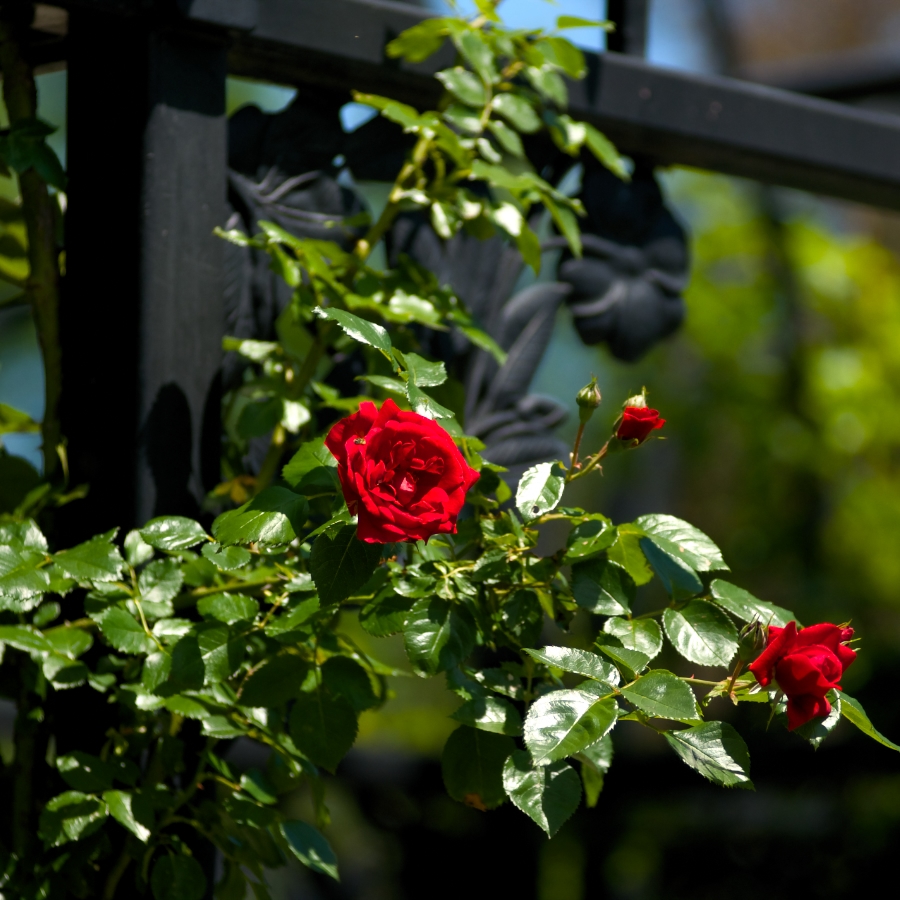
[0,6,896,899]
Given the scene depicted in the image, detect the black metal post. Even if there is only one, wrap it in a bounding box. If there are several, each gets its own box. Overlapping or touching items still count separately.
[60,9,227,540]
[606,0,649,57]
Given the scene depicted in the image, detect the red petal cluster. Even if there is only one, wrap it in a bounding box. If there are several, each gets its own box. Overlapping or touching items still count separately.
[325,399,479,544]
[748,621,856,730]
[616,407,665,445]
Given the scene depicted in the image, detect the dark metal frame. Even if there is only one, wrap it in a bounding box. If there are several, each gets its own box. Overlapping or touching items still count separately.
[27,0,900,534]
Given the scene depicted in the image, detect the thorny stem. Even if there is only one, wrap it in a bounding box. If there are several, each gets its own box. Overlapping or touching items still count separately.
[566,441,610,483]
[0,8,63,480]
[726,658,745,696]
[569,422,586,471]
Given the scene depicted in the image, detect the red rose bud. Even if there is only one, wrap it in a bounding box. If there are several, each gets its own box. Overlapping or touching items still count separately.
[615,406,665,445]
[748,621,856,730]
[325,399,480,544]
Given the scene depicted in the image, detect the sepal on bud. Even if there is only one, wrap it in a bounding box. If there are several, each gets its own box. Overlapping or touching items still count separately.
[622,388,648,409]
[576,377,602,425]
[738,619,768,663]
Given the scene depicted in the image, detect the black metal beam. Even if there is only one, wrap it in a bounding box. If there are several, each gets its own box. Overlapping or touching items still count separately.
[225,0,900,213]
[59,8,226,539]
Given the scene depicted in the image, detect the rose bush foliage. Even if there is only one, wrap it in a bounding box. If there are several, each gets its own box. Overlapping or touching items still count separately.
[0,6,897,900]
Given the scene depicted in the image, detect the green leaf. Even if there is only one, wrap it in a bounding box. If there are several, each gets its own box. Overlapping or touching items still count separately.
[385,19,449,63]
[0,546,49,604]
[663,601,739,667]
[840,693,900,752]
[197,622,245,685]
[491,93,542,133]
[487,118,524,156]
[557,15,605,28]
[44,625,92,659]
[142,651,172,692]
[103,790,152,842]
[138,558,184,614]
[53,531,124,583]
[516,462,565,522]
[197,592,259,624]
[499,589,543,647]
[406,382,456,420]
[322,655,377,713]
[603,617,663,659]
[571,558,634,615]
[577,735,613,807]
[597,643,650,681]
[139,516,208,552]
[201,543,252,571]
[314,307,391,355]
[640,538,703,599]
[265,596,321,640]
[0,518,47,551]
[0,623,50,655]
[441,726,514,809]
[710,579,794,628]
[281,820,339,881]
[403,352,448,387]
[151,855,207,900]
[583,123,629,179]
[451,694,522,735]
[309,525,382,606]
[607,529,653,586]
[289,688,358,772]
[524,683,618,764]
[359,592,415,637]
[563,516,616,563]
[239,654,308,708]
[525,66,567,107]
[97,608,156,655]
[213,487,309,547]
[502,750,581,836]
[621,670,701,722]
[436,67,486,106]
[403,596,476,677]
[664,722,753,789]
[458,30,496,85]
[38,791,107,847]
[241,769,277,805]
[635,514,728,573]
[540,36,586,78]
[282,437,338,489]
[524,646,620,685]
[57,751,138,792]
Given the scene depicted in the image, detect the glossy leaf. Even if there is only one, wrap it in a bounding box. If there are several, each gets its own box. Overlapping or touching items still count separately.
[635,514,728,573]
[97,609,156,655]
[516,462,565,522]
[314,307,391,355]
[663,601,739,667]
[577,735,613,808]
[603,617,663,659]
[282,437,337,489]
[451,694,522,735]
[150,855,207,900]
[620,671,701,722]
[321,656,377,713]
[502,750,581,836]
[53,532,124,583]
[437,66,486,106]
[524,683,618,764]
[309,525,382,606]
[606,529,653,586]
[441,726,513,809]
[139,516,208,552]
[197,622,245,685]
[710,579,794,628]
[640,538,703,600]
[664,722,753,789]
[57,751,138,793]
[38,791,107,847]
[597,643,650,681]
[201,543,252,571]
[213,487,309,547]
[525,646,620,685]
[289,688,358,772]
[359,592,415,637]
[563,516,616,562]
[103,790,152,842]
[239,654,308,708]
[404,596,476,676]
[840,694,900,752]
[281,820,339,881]
[491,93,541,133]
[197,592,259,624]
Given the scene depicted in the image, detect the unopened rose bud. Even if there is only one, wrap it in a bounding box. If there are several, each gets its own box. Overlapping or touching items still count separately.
[623,388,648,409]
[576,377,602,425]
[613,405,665,446]
[738,620,768,663]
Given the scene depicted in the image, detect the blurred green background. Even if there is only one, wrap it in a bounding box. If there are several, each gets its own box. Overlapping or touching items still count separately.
[3,0,900,897]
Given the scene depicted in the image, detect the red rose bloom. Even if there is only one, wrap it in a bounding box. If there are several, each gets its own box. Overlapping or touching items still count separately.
[748,621,856,730]
[325,399,479,544]
[616,407,665,445]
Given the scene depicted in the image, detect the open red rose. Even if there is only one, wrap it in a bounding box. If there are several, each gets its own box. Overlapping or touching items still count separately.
[325,399,479,544]
[748,621,856,730]
[616,406,665,445]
